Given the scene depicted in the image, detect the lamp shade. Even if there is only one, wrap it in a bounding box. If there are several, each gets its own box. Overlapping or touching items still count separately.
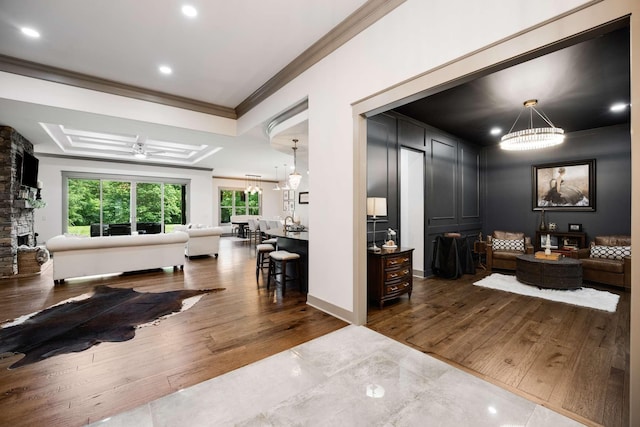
[367,197,387,218]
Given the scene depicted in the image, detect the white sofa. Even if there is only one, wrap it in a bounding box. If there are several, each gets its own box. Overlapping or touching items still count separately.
[181,226,223,258]
[46,231,189,283]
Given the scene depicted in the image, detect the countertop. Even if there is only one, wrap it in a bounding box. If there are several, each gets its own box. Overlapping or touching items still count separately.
[264,229,309,241]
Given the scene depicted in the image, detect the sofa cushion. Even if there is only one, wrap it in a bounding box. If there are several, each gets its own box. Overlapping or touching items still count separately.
[47,231,189,252]
[493,230,524,240]
[590,245,631,260]
[581,257,625,274]
[492,238,524,252]
[186,227,223,237]
[492,251,523,261]
[593,235,631,246]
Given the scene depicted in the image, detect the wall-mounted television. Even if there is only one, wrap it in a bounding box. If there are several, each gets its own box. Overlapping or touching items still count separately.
[21,152,39,188]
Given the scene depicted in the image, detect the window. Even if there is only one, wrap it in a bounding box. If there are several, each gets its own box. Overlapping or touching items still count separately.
[219,188,260,224]
[64,172,188,236]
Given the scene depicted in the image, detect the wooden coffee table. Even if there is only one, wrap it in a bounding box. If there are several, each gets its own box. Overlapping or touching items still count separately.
[515,254,582,290]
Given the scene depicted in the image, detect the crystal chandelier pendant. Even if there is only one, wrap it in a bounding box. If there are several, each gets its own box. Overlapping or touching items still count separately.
[500,99,565,151]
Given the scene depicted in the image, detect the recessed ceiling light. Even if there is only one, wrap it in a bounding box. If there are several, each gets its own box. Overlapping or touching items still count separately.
[21,27,40,38]
[490,127,502,136]
[610,103,628,112]
[159,65,173,75]
[181,5,198,18]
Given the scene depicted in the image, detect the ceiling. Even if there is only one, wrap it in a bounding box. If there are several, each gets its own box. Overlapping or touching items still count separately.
[0,3,631,181]
[394,25,630,146]
[0,0,369,179]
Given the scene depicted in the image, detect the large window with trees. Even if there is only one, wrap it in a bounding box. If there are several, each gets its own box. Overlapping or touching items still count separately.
[63,172,188,236]
[219,188,260,224]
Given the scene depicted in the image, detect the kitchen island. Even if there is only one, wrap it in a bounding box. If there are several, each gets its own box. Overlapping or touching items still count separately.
[264,230,309,293]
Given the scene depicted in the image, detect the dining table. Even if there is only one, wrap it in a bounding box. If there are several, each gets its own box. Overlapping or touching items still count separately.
[231,221,248,238]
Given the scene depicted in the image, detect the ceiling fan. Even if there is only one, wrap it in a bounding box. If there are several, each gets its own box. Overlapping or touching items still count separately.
[131,137,164,159]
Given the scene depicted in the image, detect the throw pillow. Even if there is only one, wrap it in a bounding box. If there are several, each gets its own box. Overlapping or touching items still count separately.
[492,238,524,251]
[590,245,631,260]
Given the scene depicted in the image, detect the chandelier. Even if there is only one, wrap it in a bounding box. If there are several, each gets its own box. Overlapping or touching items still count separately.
[288,139,302,190]
[244,174,262,195]
[500,99,564,151]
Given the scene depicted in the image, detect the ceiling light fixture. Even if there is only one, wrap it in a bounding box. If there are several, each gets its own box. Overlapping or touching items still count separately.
[273,166,281,191]
[132,142,148,159]
[21,27,40,38]
[490,127,502,136]
[610,102,628,112]
[159,65,173,75]
[288,139,302,190]
[500,99,564,151]
[244,174,262,195]
[181,5,198,17]
[281,164,290,190]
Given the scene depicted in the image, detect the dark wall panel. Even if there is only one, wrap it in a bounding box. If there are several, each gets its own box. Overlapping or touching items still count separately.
[429,137,457,223]
[367,114,397,245]
[483,124,631,240]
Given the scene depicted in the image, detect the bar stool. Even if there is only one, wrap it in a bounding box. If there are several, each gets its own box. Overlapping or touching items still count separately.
[267,250,301,296]
[256,243,275,282]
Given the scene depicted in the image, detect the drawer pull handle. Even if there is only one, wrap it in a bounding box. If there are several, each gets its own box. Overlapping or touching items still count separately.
[389,285,398,291]
[388,260,399,265]
[390,273,398,278]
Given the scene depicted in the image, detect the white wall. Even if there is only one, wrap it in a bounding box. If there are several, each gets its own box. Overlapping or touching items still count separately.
[35,156,213,243]
[237,0,592,314]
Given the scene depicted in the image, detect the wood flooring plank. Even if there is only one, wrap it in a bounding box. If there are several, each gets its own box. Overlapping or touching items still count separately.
[0,238,346,427]
[367,273,630,427]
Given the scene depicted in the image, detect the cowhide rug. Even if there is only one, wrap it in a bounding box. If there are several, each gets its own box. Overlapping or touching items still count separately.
[0,285,225,369]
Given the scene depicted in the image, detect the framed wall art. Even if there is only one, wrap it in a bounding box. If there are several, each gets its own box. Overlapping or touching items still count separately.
[532,159,596,211]
[299,192,309,204]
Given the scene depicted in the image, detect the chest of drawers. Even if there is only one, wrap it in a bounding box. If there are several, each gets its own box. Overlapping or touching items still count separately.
[367,247,414,309]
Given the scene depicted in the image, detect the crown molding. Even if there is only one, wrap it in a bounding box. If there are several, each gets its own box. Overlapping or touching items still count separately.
[0,0,404,121]
[0,54,237,119]
[235,0,406,117]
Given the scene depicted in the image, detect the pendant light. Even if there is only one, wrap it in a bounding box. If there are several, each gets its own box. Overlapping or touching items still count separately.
[288,139,302,190]
[500,99,565,151]
[272,166,281,191]
[281,164,290,190]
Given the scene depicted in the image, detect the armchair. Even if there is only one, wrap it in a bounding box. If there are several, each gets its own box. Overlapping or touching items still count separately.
[573,235,631,289]
[486,230,534,271]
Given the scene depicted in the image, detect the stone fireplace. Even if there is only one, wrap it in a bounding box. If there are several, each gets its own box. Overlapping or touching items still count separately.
[0,126,36,277]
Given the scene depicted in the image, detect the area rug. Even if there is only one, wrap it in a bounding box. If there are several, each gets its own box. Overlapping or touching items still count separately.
[473,273,619,312]
[0,285,225,369]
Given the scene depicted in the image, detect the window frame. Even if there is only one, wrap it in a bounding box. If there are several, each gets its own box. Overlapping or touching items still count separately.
[218,187,261,225]
[62,171,190,235]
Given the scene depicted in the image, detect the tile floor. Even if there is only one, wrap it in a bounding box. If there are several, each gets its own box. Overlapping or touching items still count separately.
[90,326,584,426]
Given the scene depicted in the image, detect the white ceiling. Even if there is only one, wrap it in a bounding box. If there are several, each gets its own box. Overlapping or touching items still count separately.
[0,0,369,179]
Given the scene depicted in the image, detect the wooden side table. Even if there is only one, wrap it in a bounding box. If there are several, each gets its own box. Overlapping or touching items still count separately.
[474,240,487,270]
[367,247,414,309]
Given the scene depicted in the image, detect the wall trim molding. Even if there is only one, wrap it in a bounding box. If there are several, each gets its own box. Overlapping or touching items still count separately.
[235,0,406,117]
[36,152,214,172]
[0,54,236,119]
[0,0,405,121]
[307,294,355,324]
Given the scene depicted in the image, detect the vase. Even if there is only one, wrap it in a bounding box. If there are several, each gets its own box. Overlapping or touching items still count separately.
[539,209,547,231]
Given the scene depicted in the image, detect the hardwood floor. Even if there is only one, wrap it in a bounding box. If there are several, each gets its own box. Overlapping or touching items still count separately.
[367,270,630,427]
[0,240,630,427]
[0,238,347,426]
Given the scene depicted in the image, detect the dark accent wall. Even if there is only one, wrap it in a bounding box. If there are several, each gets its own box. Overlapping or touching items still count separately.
[483,124,631,239]
[368,114,630,278]
[367,113,482,276]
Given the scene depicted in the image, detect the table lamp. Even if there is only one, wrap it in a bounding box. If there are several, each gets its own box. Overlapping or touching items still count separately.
[367,197,387,252]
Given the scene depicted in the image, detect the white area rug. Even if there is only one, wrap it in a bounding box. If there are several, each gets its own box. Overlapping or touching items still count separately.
[473,273,619,312]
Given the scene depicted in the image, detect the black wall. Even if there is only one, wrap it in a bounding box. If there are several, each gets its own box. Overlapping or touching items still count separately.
[483,124,631,238]
[367,113,482,276]
[368,113,630,277]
